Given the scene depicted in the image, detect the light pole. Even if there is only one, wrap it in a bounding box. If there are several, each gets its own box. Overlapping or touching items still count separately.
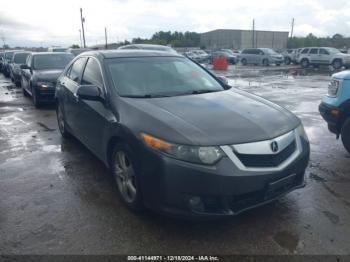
[79,29,83,48]
[80,8,86,48]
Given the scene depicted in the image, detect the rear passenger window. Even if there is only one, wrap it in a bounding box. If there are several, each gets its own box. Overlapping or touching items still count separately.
[68,58,87,83]
[81,58,104,88]
[309,48,318,54]
[320,49,330,55]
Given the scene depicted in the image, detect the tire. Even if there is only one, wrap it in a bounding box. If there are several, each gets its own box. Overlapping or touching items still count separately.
[111,142,144,211]
[341,117,350,154]
[56,102,71,139]
[284,57,291,65]
[22,87,29,97]
[262,59,269,66]
[301,59,309,68]
[32,87,41,108]
[332,59,343,70]
[276,63,281,66]
[241,58,247,66]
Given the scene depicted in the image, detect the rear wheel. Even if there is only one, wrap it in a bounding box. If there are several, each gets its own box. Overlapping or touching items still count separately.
[241,58,247,65]
[111,143,144,211]
[301,59,309,68]
[341,118,350,154]
[332,59,343,70]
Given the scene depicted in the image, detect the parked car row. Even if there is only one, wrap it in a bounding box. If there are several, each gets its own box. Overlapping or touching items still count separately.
[0,46,311,218]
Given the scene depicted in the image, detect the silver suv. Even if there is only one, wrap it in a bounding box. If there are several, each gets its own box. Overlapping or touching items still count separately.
[240,48,284,66]
[298,47,350,69]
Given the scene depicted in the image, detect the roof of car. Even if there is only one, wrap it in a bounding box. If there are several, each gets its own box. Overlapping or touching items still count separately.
[31,52,73,56]
[81,49,183,59]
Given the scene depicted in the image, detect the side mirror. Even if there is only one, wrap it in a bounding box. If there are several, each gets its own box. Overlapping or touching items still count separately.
[77,85,104,102]
[20,64,30,69]
[217,76,229,85]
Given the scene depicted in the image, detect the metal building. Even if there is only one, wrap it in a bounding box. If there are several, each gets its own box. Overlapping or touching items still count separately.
[200,29,289,50]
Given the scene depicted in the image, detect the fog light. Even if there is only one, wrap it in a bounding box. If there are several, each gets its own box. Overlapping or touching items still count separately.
[331,109,339,117]
[188,196,204,212]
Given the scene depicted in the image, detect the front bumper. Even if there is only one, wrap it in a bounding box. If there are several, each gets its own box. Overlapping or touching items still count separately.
[35,86,56,102]
[319,102,340,134]
[139,138,310,218]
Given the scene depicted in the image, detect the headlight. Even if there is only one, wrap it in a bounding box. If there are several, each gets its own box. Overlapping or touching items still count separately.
[141,133,224,165]
[297,124,309,142]
[327,79,340,97]
[37,81,54,89]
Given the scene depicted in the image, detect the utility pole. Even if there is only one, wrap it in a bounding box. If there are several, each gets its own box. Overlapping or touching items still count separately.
[80,8,86,48]
[291,18,295,38]
[105,27,108,49]
[252,19,255,48]
[79,30,83,48]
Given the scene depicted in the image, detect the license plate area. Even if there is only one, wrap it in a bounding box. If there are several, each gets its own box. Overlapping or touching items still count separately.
[265,174,296,200]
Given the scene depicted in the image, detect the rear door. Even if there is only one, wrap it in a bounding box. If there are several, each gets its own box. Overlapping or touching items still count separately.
[308,48,319,64]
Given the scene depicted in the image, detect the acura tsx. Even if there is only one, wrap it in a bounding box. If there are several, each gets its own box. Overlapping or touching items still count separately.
[55,50,310,218]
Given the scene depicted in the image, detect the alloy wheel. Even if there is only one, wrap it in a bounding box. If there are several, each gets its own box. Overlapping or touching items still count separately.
[113,151,137,203]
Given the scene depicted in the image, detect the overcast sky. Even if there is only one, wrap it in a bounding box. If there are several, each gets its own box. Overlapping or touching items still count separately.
[1,0,350,47]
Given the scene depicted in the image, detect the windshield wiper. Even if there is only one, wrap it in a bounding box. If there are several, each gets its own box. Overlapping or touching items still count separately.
[191,89,221,94]
[122,94,172,98]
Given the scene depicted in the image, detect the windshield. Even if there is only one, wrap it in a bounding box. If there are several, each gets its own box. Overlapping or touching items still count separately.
[221,49,235,55]
[106,57,224,97]
[5,52,14,60]
[33,54,74,70]
[325,47,340,54]
[262,48,278,55]
[14,53,30,64]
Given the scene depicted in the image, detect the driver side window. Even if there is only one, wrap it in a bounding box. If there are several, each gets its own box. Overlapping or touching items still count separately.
[68,58,87,84]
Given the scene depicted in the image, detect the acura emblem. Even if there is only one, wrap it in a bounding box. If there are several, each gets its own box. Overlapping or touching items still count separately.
[271,141,279,153]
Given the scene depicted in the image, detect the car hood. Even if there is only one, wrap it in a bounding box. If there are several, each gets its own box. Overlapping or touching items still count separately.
[34,69,64,82]
[120,89,300,146]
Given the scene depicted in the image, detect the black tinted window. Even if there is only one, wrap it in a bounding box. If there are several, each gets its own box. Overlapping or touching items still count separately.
[242,49,250,54]
[33,54,74,70]
[309,48,318,54]
[81,58,104,87]
[14,53,30,64]
[68,58,87,83]
[301,48,309,54]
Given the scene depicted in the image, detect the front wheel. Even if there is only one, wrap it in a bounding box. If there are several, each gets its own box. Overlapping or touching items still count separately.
[111,143,144,211]
[284,57,291,65]
[241,58,247,65]
[32,87,41,108]
[301,59,309,68]
[341,118,350,154]
[262,59,269,66]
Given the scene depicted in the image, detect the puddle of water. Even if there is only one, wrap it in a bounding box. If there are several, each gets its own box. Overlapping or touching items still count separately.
[273,230,299,253]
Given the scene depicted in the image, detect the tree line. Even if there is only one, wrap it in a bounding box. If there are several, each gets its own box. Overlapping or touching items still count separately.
[130,31,200,47]
[287,33,350,50]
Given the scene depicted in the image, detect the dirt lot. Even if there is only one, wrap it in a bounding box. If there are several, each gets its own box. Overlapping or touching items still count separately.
[0,67,349,255]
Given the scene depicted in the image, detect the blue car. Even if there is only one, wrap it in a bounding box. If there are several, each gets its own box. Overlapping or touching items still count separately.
[319,71,350,153]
